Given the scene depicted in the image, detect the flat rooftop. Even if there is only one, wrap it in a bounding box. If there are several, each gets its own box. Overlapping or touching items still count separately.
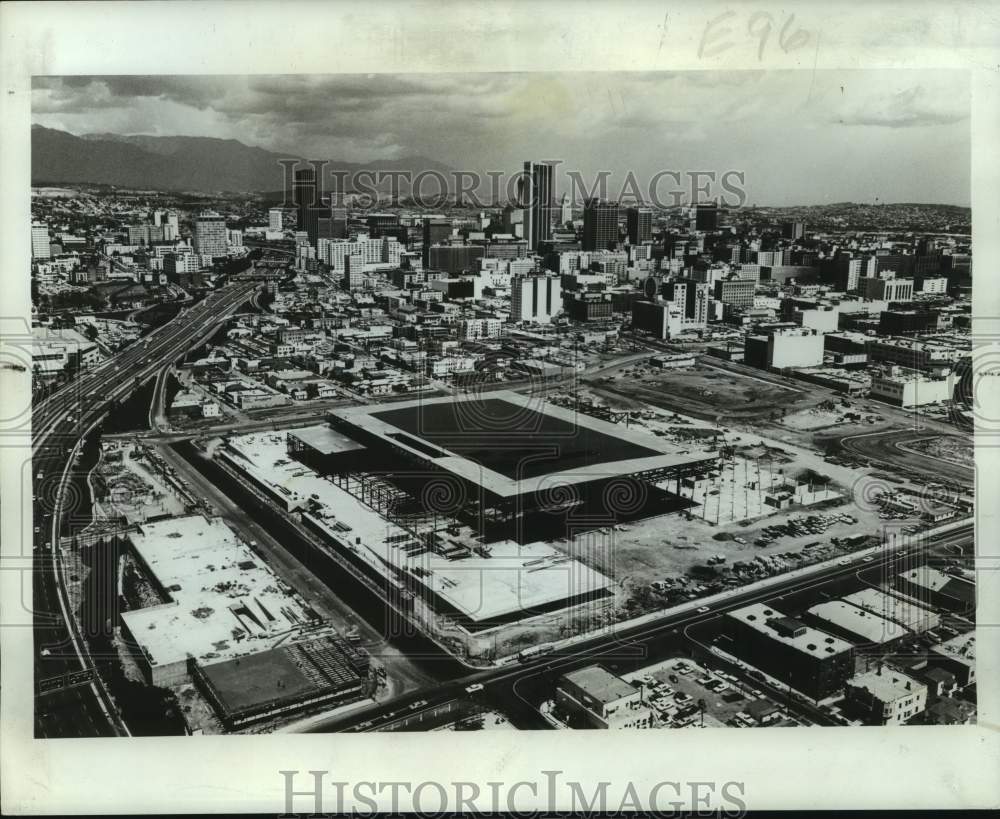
[899,566,976,605]
[847,668,925,702]
[807,600,911,645]
[121,515,316,671]
[561,665,639,705]
[932,630,976,667]
[288,424,366,455]
[220,430,614,625]
[330,390,716,498]
[841,589,938,631]
[197,632,364,717]
[728,603,853,659]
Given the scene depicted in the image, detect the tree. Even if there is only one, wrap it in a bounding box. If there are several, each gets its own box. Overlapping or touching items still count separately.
[697,698,707,727]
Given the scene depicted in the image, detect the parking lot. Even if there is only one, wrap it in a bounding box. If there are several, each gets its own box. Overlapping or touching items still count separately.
[621,657,800,729]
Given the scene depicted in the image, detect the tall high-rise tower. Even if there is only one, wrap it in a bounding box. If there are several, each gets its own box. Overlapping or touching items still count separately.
[521,161,555,251]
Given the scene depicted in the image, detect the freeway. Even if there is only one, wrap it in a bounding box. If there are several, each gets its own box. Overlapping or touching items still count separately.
[306,521,973,733]
[31,276,262,738]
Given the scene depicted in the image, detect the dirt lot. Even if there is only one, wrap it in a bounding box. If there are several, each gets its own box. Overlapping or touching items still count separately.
[903,435,973,467]
[588,360,818,423]
[546,394,927,616]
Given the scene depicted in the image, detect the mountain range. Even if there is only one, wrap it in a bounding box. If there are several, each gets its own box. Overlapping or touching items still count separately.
[31,126,455,195]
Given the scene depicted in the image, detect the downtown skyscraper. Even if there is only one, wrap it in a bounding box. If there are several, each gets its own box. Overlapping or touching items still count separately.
[294,167,322,245]
[582,199,620,251]
[521,161,555,252]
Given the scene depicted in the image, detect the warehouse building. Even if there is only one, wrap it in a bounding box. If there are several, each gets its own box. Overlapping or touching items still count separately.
[120,515,369,726]
[725,603,854,699]
[805,600,911,649]
[840,588,940,634]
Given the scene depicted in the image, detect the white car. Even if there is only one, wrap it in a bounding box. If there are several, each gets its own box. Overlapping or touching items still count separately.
[697,606,711,614]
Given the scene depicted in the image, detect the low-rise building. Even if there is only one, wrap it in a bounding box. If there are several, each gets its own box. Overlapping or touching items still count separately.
[930,631,976,687]
[896,566,976,615]
[805,600,911,648]
[32,327,101,377]
[725,603,854,699]
[555,665,652,729]
[840,588,940,634]
[744,326,824,370]
[869,367,953,408]
[844,668,927,725]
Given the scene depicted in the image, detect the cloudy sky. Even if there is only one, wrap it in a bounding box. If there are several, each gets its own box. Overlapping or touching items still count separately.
[32,71,969,206]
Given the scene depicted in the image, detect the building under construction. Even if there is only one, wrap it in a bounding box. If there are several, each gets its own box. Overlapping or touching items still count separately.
[309,391,717,542]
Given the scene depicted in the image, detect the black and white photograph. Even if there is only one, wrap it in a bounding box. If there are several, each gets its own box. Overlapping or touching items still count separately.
[2,2,999,815]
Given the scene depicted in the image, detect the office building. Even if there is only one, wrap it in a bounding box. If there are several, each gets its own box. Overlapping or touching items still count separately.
[626,207,652,245]
[319,236,403,273]
[459,318,504,341]
[691,202,719,232]
[631,300,691,340]
[560,193,573,226]
[713,277,755,309]
[164,252,200,278]
[510,274,562,323]
[661,278,710,325]
[582,199,619,251]
[365,212,400,238]
[725,603,854,699]
[193,211,227,258]
[916,276,948,294]
[328,192,348,240]
[427,244,485,276]
[864,277,914,302]
[31,223,51,260]
[877,309,941,336]
[875,253,917,278]
[782,221,806,240]
[565,292,613,322]
[422,217,452,267]
[522,161,555,251]
[755,249,792,267]
[162,212,180,241]
[268,208,284,232]
[294,167,321,245]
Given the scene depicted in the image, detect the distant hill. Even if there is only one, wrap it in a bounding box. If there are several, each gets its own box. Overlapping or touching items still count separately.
[32,126,456,195]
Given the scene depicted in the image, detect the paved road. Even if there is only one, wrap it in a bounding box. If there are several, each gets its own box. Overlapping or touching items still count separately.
[305,522,972,733]
[837,428,974,488]
[31,277,261,738]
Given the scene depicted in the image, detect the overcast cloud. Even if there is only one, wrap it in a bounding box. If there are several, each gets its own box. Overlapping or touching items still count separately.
[32,71,970,206]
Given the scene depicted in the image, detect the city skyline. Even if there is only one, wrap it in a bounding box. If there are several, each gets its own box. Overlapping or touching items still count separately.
[32,70,970,207]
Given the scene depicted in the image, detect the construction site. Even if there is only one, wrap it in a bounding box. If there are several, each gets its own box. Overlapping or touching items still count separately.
[184,381,941,662]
